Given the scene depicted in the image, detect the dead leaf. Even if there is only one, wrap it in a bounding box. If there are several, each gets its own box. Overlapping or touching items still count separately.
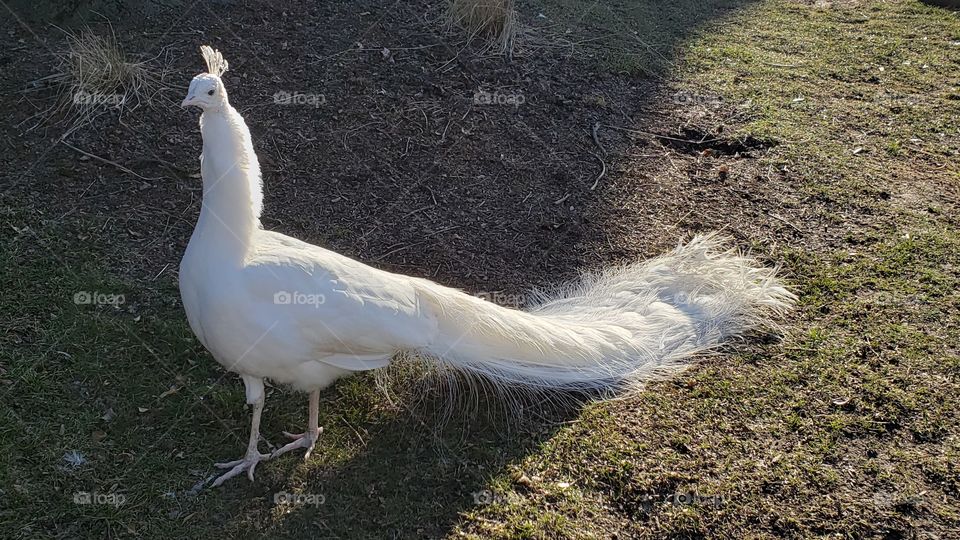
[158,385,181,400]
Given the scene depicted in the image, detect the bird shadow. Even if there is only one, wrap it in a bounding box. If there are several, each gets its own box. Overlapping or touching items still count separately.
[254,379,587,539]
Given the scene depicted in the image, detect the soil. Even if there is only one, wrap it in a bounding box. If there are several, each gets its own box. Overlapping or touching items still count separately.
[1,0,839,306]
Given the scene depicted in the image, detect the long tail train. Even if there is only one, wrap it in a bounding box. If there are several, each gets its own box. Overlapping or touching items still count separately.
[404,233,794,396]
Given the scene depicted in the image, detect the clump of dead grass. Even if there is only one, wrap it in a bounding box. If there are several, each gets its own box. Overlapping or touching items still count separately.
[447,0,519,55]
[31,27,164,137]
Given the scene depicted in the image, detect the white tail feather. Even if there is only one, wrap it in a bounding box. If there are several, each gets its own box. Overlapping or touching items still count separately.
[410,233,794,395]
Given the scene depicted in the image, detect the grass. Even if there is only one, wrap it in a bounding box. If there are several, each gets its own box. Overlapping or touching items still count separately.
[2,0,959,538]
[456,229,959,537]
[31,27,163,138]
[450,0,960,536]
[448,0,519,54]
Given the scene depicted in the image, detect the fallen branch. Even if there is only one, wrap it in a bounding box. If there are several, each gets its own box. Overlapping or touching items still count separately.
[60,140,164,181]
[602,123,721,145]
[590,122,607,190]
[589,152,606,190]
[769,212,804,233]
[591,122,606,155]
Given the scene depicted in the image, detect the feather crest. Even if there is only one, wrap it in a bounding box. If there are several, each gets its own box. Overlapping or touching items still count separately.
[200,45,228,77]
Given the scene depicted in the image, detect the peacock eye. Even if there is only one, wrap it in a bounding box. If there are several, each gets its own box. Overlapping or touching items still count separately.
[207,89,215,96]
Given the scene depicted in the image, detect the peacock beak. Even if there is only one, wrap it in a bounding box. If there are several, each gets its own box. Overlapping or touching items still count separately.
[180,95,195,108]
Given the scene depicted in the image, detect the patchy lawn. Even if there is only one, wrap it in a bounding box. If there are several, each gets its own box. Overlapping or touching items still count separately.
[1,0,958,538]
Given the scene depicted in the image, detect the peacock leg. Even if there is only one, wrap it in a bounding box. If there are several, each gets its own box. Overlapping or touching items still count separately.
[271,390,323,461]
[211,383,271,487]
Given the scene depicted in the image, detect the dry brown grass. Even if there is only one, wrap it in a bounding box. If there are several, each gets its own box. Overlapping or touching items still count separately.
[36,27,162,137]
[447,0,519,54]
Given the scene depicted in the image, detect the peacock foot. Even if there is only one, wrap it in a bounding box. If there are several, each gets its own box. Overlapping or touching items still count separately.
[270,427,323,461]
[210,450,271,487]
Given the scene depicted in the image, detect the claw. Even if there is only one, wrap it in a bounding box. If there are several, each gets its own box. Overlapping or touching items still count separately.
[271,427,323,461]
[210,451,271,488]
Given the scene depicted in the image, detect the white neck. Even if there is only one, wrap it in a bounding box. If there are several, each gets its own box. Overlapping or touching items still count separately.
[193,105,264,260]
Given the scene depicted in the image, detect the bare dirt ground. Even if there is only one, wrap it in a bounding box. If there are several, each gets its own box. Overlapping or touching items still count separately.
[4,0,812,292]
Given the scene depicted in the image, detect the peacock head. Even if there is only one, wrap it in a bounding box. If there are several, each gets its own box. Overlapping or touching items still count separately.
[181,45,229,111]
